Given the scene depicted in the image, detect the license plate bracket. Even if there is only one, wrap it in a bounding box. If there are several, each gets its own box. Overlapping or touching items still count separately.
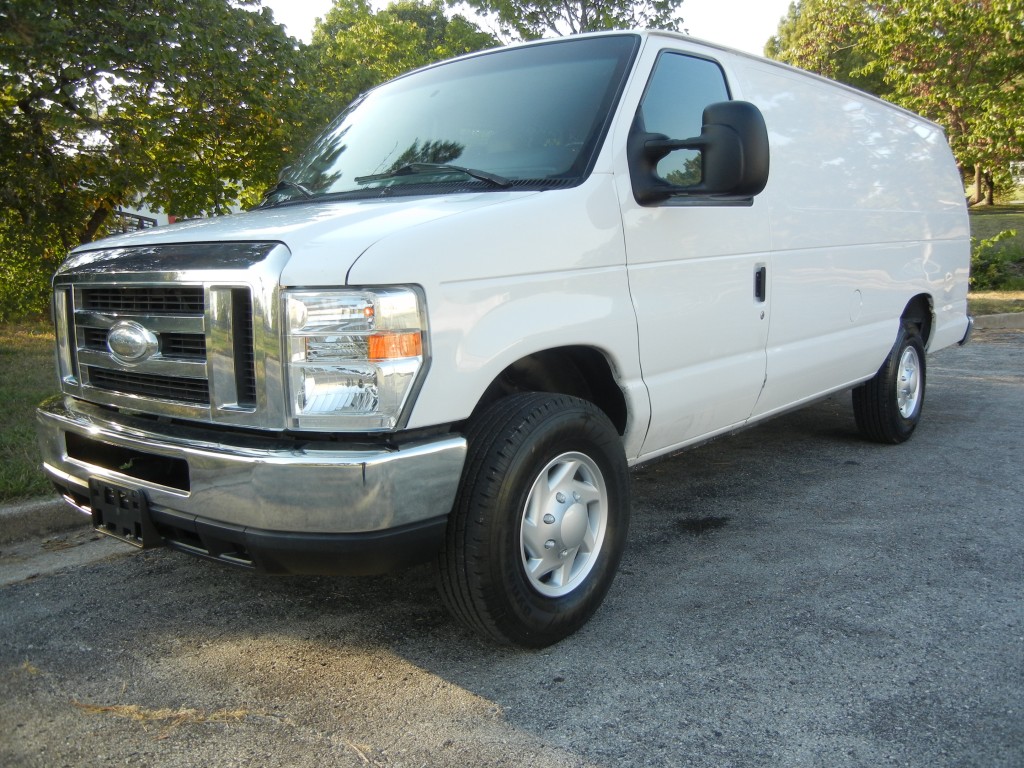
[88,479,161,548]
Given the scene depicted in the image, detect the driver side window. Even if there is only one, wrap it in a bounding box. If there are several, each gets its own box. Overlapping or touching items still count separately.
[639,53,730,186]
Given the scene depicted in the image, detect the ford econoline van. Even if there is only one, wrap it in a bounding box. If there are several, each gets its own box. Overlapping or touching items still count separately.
[37,30,972,646]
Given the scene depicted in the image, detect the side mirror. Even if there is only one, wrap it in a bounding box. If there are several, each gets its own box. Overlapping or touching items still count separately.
[629,100,770,204]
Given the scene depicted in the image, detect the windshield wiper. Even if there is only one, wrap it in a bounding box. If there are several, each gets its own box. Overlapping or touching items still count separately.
[354,163,512,188]
[259,179,314,207]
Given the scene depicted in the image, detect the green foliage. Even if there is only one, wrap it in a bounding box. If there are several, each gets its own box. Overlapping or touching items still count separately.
[664,153,702,187]
[765,1,1024,203]
[0,0,498,320]
[971,229,1024,290]
[0,211,67,321]
[0,319,59,501]
[764,0,887,94]
[448,0,683,40]
[0,0,303,319]
[138,7,309,215]
[862,0,1024,199]
[1,0,305,221]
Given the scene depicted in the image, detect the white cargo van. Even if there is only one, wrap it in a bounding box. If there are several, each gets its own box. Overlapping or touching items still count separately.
[37,31,972,646]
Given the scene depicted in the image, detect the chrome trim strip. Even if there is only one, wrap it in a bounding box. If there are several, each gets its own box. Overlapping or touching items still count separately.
[76,386,210,416]
[78,349,208,377]
[208,287,240,410]
[54,288,77,385]
[74,311,205,334]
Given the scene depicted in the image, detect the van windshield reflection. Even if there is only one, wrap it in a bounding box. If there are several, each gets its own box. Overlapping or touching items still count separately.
[270,35,639,204]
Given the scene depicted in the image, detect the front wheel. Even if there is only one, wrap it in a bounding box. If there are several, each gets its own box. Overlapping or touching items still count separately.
[853,321,926,444]
[436,393,630,647]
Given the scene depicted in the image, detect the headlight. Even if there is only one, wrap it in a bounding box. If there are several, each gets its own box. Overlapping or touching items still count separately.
[284,287,426,431]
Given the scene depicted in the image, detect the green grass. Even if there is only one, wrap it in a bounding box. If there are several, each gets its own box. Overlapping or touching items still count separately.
[967,206,1024,241]
[968,206,1024,290]
[0,318,59,502]
[968,291,1024,315]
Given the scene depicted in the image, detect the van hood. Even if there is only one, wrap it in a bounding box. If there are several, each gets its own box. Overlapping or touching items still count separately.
[74,192,540,284]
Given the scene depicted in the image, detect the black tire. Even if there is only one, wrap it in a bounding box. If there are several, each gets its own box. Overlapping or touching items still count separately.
[436,393,630,647]
[853,322,926,444]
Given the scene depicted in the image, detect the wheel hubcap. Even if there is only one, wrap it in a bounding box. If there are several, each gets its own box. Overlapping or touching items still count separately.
[520,452,608,597]
[896,345,922,418]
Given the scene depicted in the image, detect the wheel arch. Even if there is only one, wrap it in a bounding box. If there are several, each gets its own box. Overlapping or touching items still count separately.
[469,346,628,436]
[902,294,934,346]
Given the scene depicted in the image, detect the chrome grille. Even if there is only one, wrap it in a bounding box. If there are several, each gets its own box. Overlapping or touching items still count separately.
[73,284,213,406]
[53,242,287,429]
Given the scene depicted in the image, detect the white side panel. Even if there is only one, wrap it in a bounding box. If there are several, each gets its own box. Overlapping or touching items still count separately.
[727,61,971,417]
[734,63,969,252]
[346,176,651,459]
[620,218,771,452]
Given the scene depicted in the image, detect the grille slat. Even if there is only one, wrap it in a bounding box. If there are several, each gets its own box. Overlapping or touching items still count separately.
[82,327,106,350]
[161,334,206,359]
[87,367,210,405]
[232,289,257,407]
[82,286,204,315]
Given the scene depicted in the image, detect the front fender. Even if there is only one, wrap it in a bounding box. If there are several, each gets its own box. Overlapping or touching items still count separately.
[345,177,650,458]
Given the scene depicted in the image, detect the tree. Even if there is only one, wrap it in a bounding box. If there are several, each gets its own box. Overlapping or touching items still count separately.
[448,0,684,41]
[0,0,303,318]
[764,0,886,95]
[861,0,1024,205]
[766,0,1024,205]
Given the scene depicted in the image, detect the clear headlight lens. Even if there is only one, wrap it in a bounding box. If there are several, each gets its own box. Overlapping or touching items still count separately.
[284,288,425,431]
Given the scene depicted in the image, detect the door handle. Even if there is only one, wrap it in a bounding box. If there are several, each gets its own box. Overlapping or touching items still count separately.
[754,265,767,303]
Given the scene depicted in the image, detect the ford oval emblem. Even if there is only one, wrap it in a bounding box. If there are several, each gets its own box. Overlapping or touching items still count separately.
[107,320,159,364]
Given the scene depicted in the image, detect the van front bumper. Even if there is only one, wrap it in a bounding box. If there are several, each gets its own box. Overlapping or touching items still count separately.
[35,397,466,575]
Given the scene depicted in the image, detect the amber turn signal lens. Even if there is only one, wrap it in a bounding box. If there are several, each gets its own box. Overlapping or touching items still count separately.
[368,332,422,360]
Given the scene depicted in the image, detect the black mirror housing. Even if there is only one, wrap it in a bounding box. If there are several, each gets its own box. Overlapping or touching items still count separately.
[630,100,770,204]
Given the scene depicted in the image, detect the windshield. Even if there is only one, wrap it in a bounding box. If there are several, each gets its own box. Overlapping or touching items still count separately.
[275,35,639,203]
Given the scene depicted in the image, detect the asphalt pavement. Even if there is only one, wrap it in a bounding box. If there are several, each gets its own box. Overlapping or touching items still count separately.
[1,326,1021,767]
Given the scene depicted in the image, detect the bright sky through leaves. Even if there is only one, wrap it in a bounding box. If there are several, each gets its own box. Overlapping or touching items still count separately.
[260,0,794,54]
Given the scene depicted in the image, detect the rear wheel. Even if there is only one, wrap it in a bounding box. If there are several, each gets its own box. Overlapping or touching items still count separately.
[436,393,630,647]
[853,322,926,444]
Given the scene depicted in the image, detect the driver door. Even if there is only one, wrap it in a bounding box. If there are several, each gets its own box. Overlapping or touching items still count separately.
[621,50,772,457]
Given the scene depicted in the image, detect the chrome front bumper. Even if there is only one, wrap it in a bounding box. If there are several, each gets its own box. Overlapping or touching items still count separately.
[36,397,466,572]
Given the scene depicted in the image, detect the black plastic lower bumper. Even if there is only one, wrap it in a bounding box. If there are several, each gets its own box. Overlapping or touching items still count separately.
[57,475,449,576]
[149,506,449,576]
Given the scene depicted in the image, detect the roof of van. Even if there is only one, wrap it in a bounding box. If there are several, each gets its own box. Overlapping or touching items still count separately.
[587,29,944,131]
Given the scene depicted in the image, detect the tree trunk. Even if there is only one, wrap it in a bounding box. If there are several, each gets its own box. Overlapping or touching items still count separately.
[972,165,983,205]
[984,171,995,206]
[80,200,113,244]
